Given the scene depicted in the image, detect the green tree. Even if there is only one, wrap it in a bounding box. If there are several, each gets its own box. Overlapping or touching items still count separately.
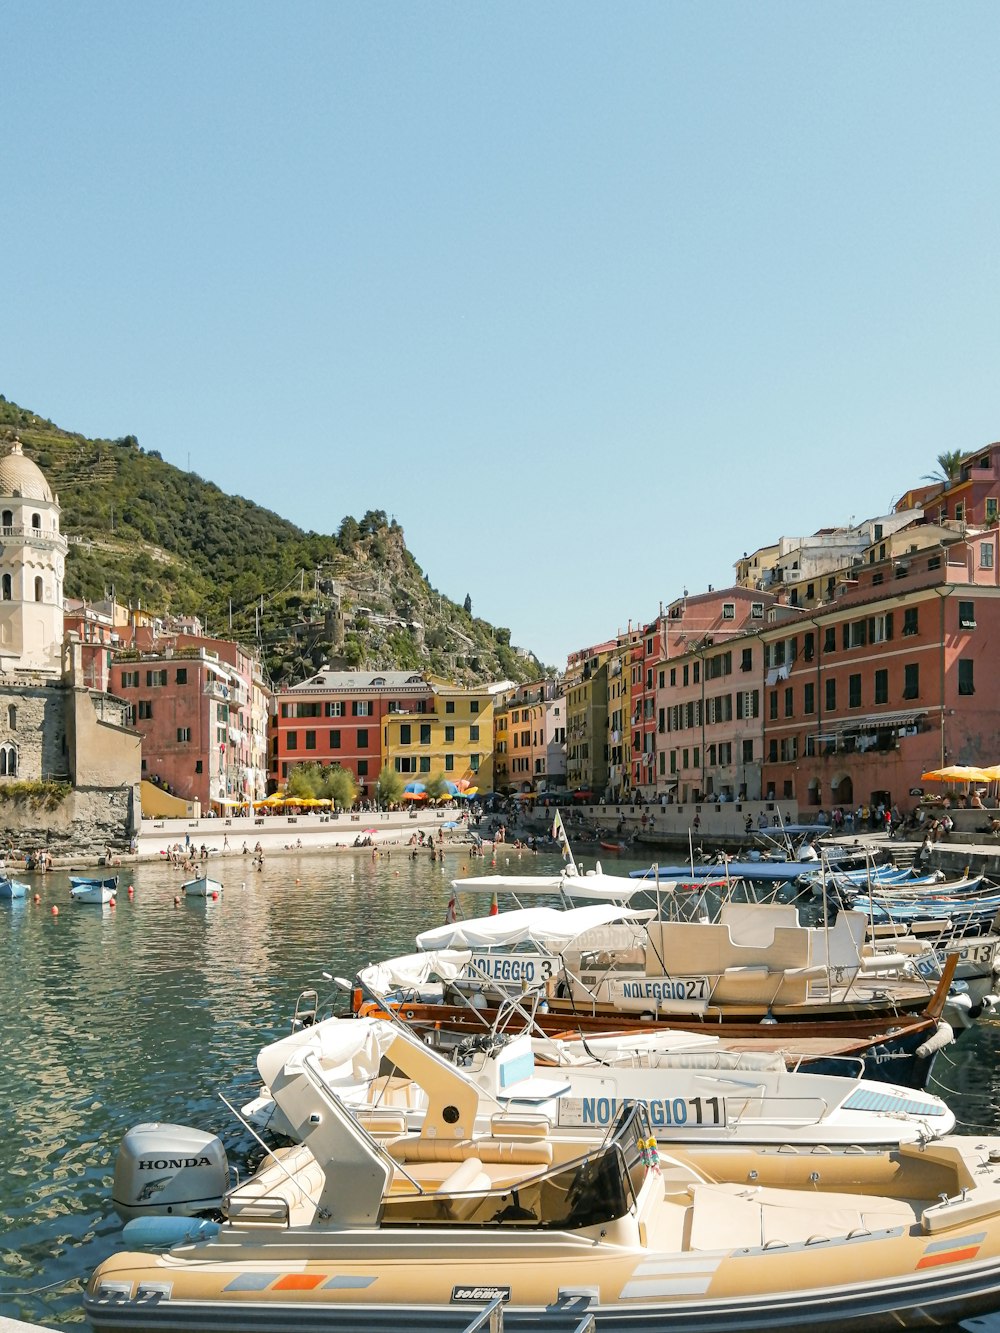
[375,764,403,807]
[922,450,964,487]
[286,762,323,799]
[323,764,358,810]
[463,593,473,614]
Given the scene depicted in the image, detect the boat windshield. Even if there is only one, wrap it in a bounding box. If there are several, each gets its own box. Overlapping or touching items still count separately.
[381,1101,652,1231]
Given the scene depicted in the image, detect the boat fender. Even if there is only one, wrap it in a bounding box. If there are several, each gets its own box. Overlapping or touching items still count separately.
[915,1022,954,1059]
[123,1216,221,1248]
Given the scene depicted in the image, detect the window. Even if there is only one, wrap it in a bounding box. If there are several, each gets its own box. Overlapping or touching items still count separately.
[0,511,10,529]
[470,753,480,771]
[305,731,316,750]
[768,739,778,763]
[399,724,411,745]
[751,602,764,619]
[825,679,836,711]
[982,544,995,570]
[356,729,369,748]
[742,739,753,763]
[176,668,188,684]
[352,701,372,716]
[903,607,919,637]
[670,667,677,686]
[326,701,344,717]
[195,760,203,773]
[286,731,298,750]
[31,513,40,531]
[870,613,893,643]
[177,727,191,742]
[784,687,793,718]
[446,701,455,714]
[740,648,752,672]
[470,700,480,714]
[146,669,168,687]
[955,501,965,522]
[928,555,941,570]
[1,574,10,600]
[843,620,867,649]
[329,730,341,749]
[120,670,139,688]
[803,683,815,715]
[469,724,480,742]
[419,756,431,773]
[138,700,153,719]
[870,668,888,704]
[823,627,836,653]
[959,659,975,695]
[722,603,735,620]
[444,725,455,743]
[445,754,454,771]
[849,674,861,708]
[959,600,976,630]
[803,632,814,661]
[6,705,14,730]
[769,692,778,720]
[987,497,999,521]
[903,664,920,699]
[0,744,17,776]
[420,723,431,744]
[395,757,417,773]
[33,576,43,602]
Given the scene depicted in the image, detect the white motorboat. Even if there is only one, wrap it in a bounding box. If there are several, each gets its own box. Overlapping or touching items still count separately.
[241,1011,955,1149]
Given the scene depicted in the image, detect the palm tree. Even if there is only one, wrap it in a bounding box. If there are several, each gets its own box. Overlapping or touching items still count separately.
[922,450,964,487]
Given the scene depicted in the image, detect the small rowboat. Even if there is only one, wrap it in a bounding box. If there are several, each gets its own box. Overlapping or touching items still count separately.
[181,875,223,898]
[0,877,29,900]
[599,840,630,853]
[70,878,117,905]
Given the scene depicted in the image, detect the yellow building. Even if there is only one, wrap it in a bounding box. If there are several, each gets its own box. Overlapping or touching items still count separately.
[564,639,616,795]
[607,628,641,801]
[382,679,496,792]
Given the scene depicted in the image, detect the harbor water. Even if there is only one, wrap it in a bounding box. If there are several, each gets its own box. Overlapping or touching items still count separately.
[3,847,1000,1330]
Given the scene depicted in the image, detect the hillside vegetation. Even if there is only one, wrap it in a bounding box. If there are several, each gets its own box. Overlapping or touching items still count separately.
[0,397,542,687]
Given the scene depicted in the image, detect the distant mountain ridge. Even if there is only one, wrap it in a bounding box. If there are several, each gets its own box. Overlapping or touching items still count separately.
[0,396,543,687]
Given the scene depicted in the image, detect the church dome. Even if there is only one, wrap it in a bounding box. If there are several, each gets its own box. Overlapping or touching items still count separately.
[0,439,54,503]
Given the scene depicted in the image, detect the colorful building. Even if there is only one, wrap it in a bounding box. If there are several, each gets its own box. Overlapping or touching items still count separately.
[493,679,565,793]
[110,637,268,813]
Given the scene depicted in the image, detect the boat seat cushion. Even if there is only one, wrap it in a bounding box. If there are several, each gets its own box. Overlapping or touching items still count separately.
[688,1183,917,1251]
[388,1137,552,1166]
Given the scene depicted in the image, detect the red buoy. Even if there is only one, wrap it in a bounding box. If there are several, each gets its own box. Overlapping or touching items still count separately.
[127,885,135,897]
[173,896,180,906]
[51,905,59,916]
[33,893,40,904]
[211,891,219,900]
[109,898,116,907]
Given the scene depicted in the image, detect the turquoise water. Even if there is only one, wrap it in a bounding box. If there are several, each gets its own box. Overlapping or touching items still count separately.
[2,846,1000,1330]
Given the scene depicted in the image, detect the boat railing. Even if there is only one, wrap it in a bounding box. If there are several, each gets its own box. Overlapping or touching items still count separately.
[458,1294,595,1332]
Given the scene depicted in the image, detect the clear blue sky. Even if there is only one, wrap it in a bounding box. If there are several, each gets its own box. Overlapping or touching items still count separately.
[4,3,999,668]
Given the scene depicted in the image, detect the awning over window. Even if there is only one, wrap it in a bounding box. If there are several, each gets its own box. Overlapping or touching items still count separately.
[834,709,928,735]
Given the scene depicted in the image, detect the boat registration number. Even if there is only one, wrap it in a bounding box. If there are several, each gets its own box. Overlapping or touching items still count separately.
[558,1095,726,1129]
[467,952,553,986]
[915,941,996,978]
[609,976,711,1004]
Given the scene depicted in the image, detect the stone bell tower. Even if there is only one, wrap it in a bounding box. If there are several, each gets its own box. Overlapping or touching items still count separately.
[0,439,68,675]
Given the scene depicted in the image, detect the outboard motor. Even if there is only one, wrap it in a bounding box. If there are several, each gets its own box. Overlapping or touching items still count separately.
[112,1122,229,1221]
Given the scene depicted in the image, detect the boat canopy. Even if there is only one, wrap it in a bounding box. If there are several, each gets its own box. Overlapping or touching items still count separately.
[415,903,651,952]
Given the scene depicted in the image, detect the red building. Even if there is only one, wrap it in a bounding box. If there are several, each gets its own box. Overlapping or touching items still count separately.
[761,505,1000,813]
[271,670,433,794]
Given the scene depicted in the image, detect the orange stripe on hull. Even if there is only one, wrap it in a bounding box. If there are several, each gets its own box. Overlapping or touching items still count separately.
[273,1274,326,1290]
[917,1246,982,1269]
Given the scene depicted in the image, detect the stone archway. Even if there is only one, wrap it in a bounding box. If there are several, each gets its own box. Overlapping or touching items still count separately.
[830,773,853,806]
[806,778,821,807]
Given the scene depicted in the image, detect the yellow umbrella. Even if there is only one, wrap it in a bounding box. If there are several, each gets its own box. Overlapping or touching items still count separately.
[921,764,993,783]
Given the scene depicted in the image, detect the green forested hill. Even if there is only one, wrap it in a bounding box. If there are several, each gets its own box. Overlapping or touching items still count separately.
[0,397,542,686]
